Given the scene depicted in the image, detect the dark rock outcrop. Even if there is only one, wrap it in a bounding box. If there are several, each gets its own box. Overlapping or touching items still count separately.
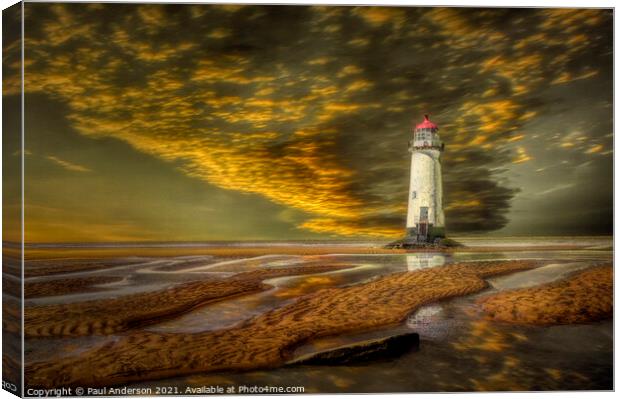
[289,332,420,365]
[385,237,463,249]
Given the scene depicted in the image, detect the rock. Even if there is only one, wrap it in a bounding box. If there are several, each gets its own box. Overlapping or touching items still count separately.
[288,332,420,365]
[436,238,464,248]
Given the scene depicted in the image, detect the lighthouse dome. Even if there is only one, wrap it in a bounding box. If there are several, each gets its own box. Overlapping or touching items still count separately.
[410,114,443,152]
[415,115,438,131]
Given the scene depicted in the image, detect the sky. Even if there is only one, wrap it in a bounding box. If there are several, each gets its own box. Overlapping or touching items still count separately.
[2,3,613,242]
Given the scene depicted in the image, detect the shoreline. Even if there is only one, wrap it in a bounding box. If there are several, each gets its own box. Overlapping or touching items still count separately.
[20,243,607,261]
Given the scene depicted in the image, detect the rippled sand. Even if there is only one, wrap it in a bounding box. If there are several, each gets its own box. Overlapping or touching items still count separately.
[26,260,542,388]
[29,276,123,298]
[24,264,346,338]
[478,264,612,325]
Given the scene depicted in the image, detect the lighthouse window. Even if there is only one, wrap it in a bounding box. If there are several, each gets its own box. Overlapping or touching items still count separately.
[419,207,429,221]
[411,191,417,199]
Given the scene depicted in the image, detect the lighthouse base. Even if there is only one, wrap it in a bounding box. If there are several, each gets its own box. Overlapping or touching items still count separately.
[384,226,461,249]
[406,225,445,244]
[384,236,461,249]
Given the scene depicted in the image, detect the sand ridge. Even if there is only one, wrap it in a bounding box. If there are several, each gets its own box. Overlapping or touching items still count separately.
[478,264,613,325]
[26,260,543,388]
[23,263,348,338]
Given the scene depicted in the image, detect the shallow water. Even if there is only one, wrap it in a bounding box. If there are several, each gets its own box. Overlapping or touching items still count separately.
[22,237,613,392]
[150,249,611,391]
[148,253,612,392]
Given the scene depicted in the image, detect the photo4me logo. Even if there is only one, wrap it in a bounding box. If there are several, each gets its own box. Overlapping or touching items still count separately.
[238,385,305,394]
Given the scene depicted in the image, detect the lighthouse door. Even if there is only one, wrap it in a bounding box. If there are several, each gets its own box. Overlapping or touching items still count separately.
[418,207,429,239]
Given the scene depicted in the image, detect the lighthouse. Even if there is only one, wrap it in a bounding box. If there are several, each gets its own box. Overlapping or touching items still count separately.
[405,115,445,243]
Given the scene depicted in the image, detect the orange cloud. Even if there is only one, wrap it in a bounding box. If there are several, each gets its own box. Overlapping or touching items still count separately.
[512,147,532,164]
[13,4,611,240]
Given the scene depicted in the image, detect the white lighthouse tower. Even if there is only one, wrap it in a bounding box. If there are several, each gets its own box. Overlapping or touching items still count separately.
[405,115,445,243]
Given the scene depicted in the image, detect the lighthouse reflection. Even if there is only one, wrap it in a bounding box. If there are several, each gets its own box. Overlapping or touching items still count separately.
[406,253,446,271]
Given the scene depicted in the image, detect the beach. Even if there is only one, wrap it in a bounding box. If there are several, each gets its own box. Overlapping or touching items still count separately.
[13,237,614,391]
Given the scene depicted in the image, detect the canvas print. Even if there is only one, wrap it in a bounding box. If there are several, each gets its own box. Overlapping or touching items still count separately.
[1,1,613,396]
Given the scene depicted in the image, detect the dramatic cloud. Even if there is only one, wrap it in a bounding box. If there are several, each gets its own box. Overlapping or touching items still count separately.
[4,4,612,240]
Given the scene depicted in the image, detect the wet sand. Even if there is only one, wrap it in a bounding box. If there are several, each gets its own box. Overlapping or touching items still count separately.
[24,246,405,261]
[21,276,122,299]
[24,258,145,278]
[2,276,21,298]
[2,297,21,336]
[478,264,613,325]
[2,246,22,278]
[452,245,591,252]
[24,264,347,338]
[23,242,602,262]
[26,260,543,388]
